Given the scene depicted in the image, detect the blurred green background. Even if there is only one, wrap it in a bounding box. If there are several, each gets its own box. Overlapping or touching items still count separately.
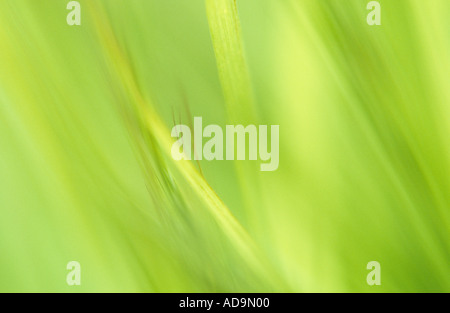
[0,0,448,292]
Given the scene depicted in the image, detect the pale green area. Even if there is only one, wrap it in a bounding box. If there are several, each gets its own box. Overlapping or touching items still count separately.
[0,0,448,292]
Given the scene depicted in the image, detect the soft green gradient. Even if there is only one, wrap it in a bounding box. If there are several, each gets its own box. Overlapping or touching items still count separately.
[0,0,448,292]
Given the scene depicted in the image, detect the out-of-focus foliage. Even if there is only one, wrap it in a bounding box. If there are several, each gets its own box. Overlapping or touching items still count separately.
[0,0,448,292]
